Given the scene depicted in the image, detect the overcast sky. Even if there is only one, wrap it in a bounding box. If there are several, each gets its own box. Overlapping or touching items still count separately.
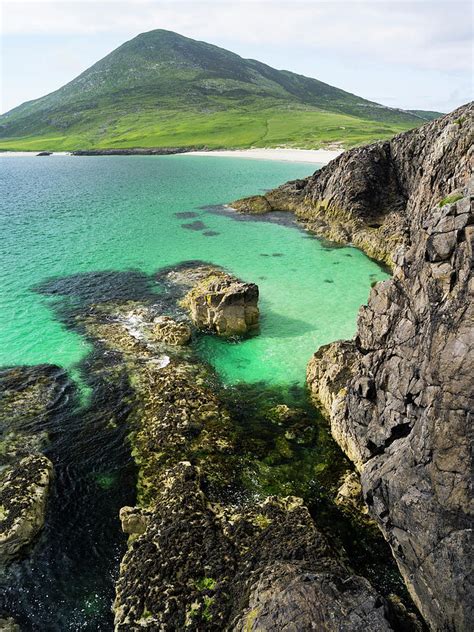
[1,0,472,114]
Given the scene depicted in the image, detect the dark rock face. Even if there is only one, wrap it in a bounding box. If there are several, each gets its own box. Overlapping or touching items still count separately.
[301,104,474,631]
[114,463,399,632]
[232,103,473,268]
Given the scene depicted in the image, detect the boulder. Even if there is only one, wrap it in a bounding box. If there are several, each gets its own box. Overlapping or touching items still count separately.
[0,454,53,562]
[172,265,259,337]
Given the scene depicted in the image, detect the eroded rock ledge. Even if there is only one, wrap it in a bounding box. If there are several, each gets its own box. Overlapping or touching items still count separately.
[232,103,473,269]
[273,104,473,631]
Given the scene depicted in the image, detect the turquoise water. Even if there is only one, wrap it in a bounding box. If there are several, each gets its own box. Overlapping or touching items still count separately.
[0,155,394,630]
[0,155,387,386]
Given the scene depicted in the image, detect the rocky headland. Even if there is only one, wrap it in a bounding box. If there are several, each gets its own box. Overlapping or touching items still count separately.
[233,103,473,630]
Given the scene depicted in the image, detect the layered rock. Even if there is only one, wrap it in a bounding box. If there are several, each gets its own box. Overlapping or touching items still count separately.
[291,104,473,630]
[167,264,259,337]
[232,103,472,268]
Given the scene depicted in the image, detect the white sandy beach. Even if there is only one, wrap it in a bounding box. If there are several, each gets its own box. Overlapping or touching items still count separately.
[182,148,343,164]
[0,148,343,164]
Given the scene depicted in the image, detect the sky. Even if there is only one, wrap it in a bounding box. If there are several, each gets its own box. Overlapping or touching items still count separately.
[0,0,472,114]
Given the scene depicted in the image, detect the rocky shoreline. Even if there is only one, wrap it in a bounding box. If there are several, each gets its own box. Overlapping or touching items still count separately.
[1,261,423,630]
[233,102,473,630]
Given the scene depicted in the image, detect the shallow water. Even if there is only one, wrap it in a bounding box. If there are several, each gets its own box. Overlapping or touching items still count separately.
[0,155,388,385]
[0,156,392,630]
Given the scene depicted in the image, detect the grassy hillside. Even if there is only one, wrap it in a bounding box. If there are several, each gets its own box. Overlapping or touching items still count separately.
[0,30,440,151]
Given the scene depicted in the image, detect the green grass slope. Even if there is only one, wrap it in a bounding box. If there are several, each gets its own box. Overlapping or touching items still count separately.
[0,30,441,151]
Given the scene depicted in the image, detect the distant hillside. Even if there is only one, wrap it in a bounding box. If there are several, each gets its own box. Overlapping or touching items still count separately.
[0,30,442,151]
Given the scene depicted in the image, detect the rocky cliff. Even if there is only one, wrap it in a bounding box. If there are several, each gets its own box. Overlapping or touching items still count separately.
[235,103,473,630]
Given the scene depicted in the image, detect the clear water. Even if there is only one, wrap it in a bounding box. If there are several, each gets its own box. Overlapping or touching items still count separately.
[0,155,390,630]
[0,155,387,386]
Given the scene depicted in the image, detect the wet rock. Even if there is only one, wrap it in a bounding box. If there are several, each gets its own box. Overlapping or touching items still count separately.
[305,104,473,630]
[148,316,191,346]
[114,463,398,631]
[0,454,53,562]
[172,265,259,337]
[73,283,413,630]
[119,506,151,536]
[234,563,394,632]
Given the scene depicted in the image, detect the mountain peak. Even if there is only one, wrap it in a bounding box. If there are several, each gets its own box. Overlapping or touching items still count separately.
[0,30,440,151]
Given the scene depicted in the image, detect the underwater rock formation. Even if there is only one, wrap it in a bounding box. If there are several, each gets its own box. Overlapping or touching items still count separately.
[168,264,259,337]
[245,104,473,631]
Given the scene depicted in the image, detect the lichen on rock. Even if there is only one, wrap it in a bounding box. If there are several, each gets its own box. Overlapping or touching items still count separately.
[168,264,259,337]
[0,454,53,563]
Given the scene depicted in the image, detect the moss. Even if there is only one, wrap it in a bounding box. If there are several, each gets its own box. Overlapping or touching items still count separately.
[195,577,217,591]
[202,596,214,621]
[439,193,463,207]
[243,608,260,632]
[252,513,272,529]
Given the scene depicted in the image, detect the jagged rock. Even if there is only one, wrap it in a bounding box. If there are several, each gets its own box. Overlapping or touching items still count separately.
[234,563,394,632]
[170,264,259,337]
[114,462,398,631]
[0,454,53,562]
[335,471,370,518]
[302,104,473,631]
[148,316,191,345]
[231,104,473,269]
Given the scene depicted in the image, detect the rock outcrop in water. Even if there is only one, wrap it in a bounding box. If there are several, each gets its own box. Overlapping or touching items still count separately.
[67,274,415,630]
[0,454,53,562]
[168,264,260,337]
[235,104,473,631]
[0,364,69,563]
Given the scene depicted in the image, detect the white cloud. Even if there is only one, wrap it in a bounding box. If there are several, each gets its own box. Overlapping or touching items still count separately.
[2,1,472,72]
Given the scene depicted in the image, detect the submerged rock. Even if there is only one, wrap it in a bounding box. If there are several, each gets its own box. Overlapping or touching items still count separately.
[0,454,53,562]
[303,104,473,630]
[46,271,416,630]
[169,264,259,337]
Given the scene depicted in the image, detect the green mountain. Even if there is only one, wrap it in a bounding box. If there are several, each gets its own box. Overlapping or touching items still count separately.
[0,29,441,151]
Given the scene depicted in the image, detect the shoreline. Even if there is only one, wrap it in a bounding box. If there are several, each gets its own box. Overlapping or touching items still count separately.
[0,147,342,164]
[182,147,343,164]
